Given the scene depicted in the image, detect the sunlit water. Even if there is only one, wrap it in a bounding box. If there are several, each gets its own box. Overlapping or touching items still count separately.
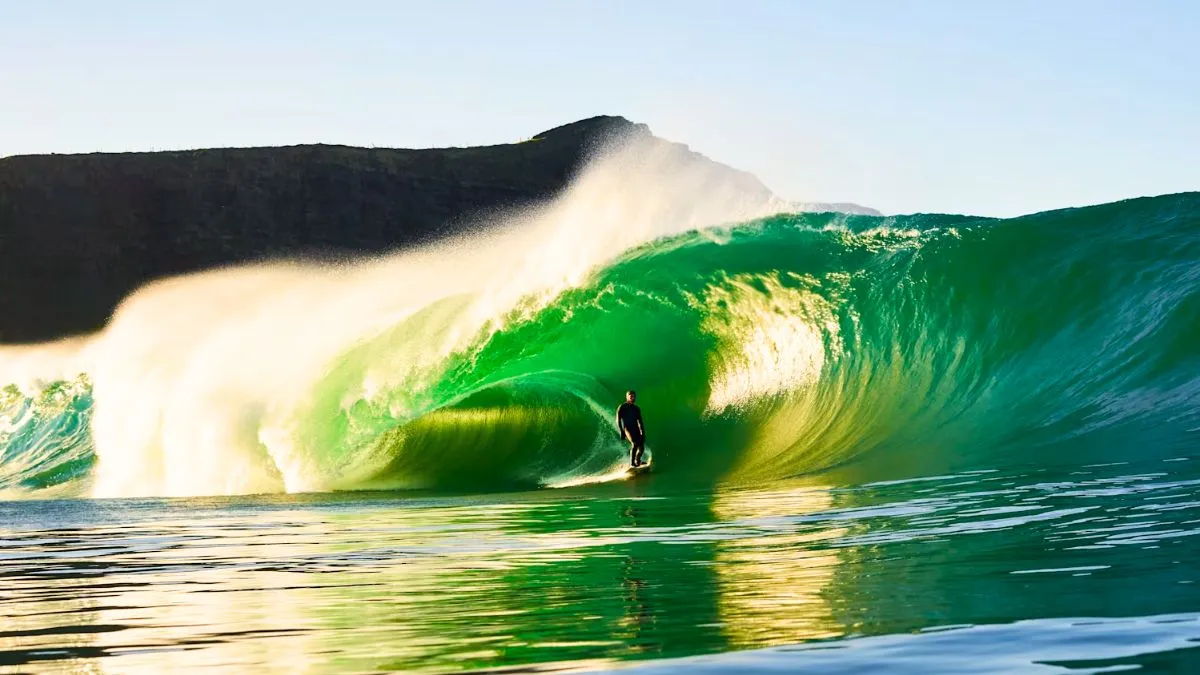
[3,455,1200,673]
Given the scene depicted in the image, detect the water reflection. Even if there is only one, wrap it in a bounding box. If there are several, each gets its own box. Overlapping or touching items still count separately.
[2,457,1200,672]
[1,489,734,672]
[711,484,845,647]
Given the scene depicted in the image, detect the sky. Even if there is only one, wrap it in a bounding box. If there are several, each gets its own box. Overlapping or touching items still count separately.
[2,0,1197,216]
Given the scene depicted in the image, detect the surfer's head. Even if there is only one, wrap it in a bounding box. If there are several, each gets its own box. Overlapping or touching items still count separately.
[626,390,636,403]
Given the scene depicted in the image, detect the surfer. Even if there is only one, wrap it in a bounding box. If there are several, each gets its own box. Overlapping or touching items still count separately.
[616,390,646,468]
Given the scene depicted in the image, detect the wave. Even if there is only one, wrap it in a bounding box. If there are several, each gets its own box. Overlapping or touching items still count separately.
[2,137,1198,498]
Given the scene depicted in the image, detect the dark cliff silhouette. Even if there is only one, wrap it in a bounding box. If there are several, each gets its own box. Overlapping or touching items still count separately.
[0,117,652,342]
[0,115,870,344]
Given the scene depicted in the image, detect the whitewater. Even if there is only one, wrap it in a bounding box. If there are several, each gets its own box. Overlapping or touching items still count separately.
[1,131,1198,502]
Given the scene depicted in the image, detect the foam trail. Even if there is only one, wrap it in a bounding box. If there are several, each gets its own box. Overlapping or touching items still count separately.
[0,131,782,498]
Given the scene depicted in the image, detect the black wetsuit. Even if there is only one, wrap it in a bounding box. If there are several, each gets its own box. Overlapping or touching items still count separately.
[616,402,645,467]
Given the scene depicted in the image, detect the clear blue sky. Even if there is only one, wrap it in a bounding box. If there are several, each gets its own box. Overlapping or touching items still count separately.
[2,1,1197,216]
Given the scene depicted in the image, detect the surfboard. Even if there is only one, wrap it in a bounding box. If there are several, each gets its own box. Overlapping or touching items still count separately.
[628,462,652,476]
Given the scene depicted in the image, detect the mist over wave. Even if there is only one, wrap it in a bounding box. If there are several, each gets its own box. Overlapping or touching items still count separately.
[0,132,783,497]
[2,133,1198,499]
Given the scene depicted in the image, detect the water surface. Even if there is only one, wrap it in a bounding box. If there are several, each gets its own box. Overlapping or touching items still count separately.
[4,456,1199,673]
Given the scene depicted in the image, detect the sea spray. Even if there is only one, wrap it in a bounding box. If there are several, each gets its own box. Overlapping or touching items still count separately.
[0,131,787,497]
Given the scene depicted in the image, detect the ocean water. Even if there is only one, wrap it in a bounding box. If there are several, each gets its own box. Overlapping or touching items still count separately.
[1,136,1198,672]
[3,460,1200,673]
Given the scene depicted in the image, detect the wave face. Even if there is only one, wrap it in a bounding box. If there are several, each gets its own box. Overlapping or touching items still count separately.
[354,194,1198,491]
[1,142,1197,498]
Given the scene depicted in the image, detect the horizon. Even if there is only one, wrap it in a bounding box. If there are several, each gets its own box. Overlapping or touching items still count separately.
[3,1,1197,217]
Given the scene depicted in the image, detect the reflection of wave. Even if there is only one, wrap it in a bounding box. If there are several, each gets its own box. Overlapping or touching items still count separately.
[3,190,1200,498]
[4,457,1200,672]
[712,486,844,646]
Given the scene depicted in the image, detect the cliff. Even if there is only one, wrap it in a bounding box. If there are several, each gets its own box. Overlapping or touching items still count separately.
[0,116,867,343]
[0,117,646,342]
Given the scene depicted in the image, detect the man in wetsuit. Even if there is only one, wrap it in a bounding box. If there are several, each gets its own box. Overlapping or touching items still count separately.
[616,390,646,468]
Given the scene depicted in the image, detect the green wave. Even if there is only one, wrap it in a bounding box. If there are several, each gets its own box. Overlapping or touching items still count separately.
[292,192,1200,491]
[4,193,1199,495]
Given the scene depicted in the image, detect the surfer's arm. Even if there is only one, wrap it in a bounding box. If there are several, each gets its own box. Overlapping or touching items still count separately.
[616,408,625,438]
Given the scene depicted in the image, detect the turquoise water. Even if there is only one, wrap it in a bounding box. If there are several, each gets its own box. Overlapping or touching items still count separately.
[2,192,1199,671]
[3,459,1199,672]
